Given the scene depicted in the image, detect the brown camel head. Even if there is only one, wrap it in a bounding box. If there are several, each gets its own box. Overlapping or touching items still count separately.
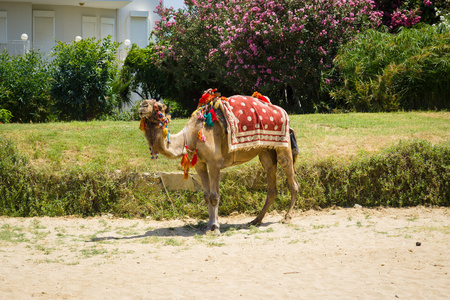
[138,99,171,124]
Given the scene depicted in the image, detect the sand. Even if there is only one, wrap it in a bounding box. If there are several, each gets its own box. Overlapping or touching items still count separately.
[0,207,448,299]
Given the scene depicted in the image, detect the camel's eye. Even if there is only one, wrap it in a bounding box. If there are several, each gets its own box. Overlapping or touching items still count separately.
[142,102,148,107]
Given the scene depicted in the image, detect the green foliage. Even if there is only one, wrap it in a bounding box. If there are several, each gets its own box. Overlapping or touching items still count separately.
[96,103,140,121]
[121,44,172,100]
[301,139,450,208]
[51,37,120,121]
[327,24,450,111]
[1,135,448,218]
[0,109,13,123]
[0,50,54,122]
[119,43,199,116]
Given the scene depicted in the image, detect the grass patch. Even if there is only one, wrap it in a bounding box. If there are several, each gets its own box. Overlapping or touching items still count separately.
[80,246,108,258]
[0,224,28,244]
[0,112,449,218]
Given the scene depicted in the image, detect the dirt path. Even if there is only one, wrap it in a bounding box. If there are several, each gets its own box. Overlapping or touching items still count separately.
[1,207,448,299]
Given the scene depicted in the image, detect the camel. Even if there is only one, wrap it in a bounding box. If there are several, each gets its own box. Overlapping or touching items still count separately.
[138,95,299,232]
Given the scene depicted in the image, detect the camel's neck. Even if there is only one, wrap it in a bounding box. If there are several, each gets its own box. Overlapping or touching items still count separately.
[144,122,187,159]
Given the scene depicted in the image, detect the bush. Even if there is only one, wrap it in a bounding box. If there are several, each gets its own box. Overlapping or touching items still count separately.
[0,108,13,123]
[327,24,450,111]
[1,136,447,218]
[51,37,120,121]
[297,140,450,208]
[374,0,440,31]
[0,50,54,122]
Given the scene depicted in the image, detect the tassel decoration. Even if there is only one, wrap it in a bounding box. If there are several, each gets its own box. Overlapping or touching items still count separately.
[149,147,158,160]
[252,91,271,103]
[180,145,190,180]
[140,119,146,131]
[162,127,169,138]
[204,112,214,127]
[163,127,169,138]
[198,88,217,107]
[209,108,217,122]
[190,149,198,168]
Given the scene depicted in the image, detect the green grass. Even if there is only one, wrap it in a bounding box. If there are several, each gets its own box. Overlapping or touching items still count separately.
[0,112,448,173]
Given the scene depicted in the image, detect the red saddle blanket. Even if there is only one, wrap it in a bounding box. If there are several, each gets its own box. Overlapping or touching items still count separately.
[221,95,290,152]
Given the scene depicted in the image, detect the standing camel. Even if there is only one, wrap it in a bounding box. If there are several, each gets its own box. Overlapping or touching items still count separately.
[138,93,299,232]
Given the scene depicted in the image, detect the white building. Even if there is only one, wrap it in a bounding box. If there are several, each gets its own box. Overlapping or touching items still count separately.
[0,0,164,57]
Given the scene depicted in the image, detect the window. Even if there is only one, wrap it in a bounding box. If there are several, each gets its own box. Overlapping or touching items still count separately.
[0,11,7,43]
[101,17,115,41]
[82,16,97,39]
[33,10,55,55]
[130,11,149,48]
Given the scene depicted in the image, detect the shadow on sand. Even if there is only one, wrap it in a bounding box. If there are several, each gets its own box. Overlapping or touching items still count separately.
[89,221,276,242]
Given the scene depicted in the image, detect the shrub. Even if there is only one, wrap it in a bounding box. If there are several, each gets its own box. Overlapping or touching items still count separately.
[0,108,13,123]
[51,37,120,121]
[120,44,173,101]
[374,0,440,31]
[1,136,447,218]
[353,139,449,206]
[0,50,54,122]
[327,24,450,111]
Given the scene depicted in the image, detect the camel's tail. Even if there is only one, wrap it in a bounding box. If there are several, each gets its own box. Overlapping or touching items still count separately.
[289,128,299,165]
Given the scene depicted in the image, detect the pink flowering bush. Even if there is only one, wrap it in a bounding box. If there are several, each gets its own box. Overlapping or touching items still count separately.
[152,0,382,112]
[373,0,440,31]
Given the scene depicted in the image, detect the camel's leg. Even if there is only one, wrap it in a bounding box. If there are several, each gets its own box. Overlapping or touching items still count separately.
[276,148,299,223]
[249,150,278,226]
[195,162,212,230]
[195,162,220,232]
[206,163,221,232]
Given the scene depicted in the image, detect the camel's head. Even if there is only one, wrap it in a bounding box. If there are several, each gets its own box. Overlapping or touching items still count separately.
[138,99,171,122]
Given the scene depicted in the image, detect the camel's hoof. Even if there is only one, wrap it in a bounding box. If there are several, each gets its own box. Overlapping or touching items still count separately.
[205,224,220,235]
[281,216,292,224]
[205,228,221,236]
[248,218,261,227]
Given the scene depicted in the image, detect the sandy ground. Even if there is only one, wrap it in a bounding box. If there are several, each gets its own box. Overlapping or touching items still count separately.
[0,207,448,299]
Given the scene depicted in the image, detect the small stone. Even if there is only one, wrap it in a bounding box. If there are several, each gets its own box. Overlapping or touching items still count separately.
[416,242,421,246]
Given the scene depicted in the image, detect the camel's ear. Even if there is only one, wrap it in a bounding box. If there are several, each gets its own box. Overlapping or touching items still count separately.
[165,104,171,115]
